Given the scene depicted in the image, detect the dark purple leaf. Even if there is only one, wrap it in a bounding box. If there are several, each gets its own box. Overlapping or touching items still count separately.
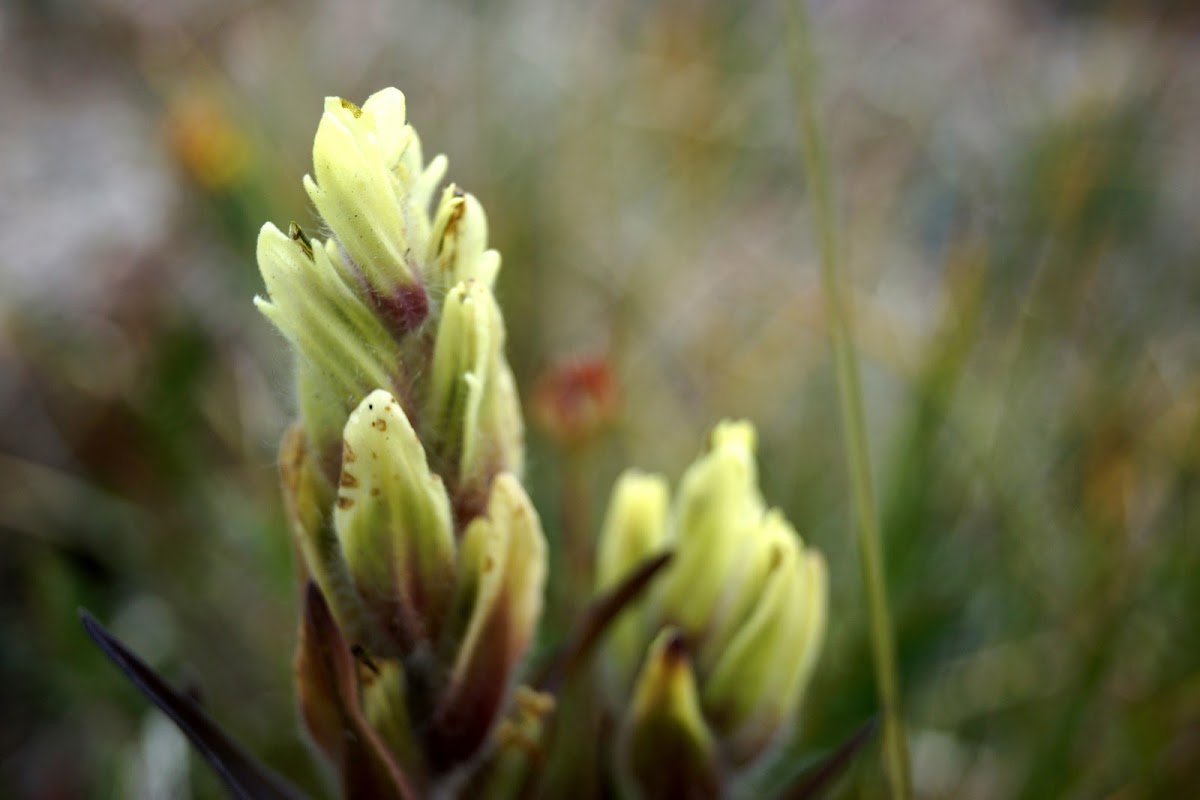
[79,608,308,800]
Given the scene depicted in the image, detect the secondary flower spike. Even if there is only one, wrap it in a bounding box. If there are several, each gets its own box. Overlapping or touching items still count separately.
[595,470,670,692]
[598,421,829,795]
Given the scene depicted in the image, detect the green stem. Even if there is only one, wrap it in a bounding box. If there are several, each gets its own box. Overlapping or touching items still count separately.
[783,3,912,798]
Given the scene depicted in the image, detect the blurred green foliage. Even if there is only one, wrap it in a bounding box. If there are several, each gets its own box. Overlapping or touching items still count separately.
[0,1,1197,798]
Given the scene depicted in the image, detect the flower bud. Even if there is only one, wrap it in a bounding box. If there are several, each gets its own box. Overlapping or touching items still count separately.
[595,470,670,690]
[356,90,446,231]
[256,222,408,462]
[427,280,524,519]
[362,661,424,785]
[428,185,500,292]
[701,528,828,765]
[621,629,720,799]
[334,389,457,654]
[657,420,764,638]
[598,420,830,776]
[695,509,793,669]
[278,423,368,644]
[303,89,445,335]
[300,94,422,328]
[428,473,547,768]
[255,222,400,401]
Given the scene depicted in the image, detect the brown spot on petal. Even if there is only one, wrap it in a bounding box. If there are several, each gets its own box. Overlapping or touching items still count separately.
[372,418,387,432]
[371,487,380,497]
[482,556,495,574]
[337,495,354,510]
[343,443,357,463]
[341,471,359,489]
[339,98,363,118]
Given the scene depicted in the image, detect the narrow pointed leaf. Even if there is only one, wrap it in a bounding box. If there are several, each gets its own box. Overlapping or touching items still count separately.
[79,609,307,800]
[533,551,674,692]
[782,716,878,800]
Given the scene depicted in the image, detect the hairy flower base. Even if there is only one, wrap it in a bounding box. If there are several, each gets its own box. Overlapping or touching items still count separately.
[282,398,547,787]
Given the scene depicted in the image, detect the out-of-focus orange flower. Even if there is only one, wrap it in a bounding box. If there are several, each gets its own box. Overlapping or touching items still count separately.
[164,92,250,190]
[531,355,619,446]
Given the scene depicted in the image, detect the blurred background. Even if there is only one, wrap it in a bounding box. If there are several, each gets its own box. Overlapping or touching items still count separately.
[1,0,1198,797]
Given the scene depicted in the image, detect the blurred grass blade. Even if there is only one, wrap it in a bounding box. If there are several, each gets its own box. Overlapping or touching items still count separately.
[79,609,308,800]
[784,717,878,800]
[783,1,912,796]
[532,551,673,692]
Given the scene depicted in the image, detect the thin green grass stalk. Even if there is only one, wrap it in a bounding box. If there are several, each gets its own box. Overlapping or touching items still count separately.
[783,3,912,797]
